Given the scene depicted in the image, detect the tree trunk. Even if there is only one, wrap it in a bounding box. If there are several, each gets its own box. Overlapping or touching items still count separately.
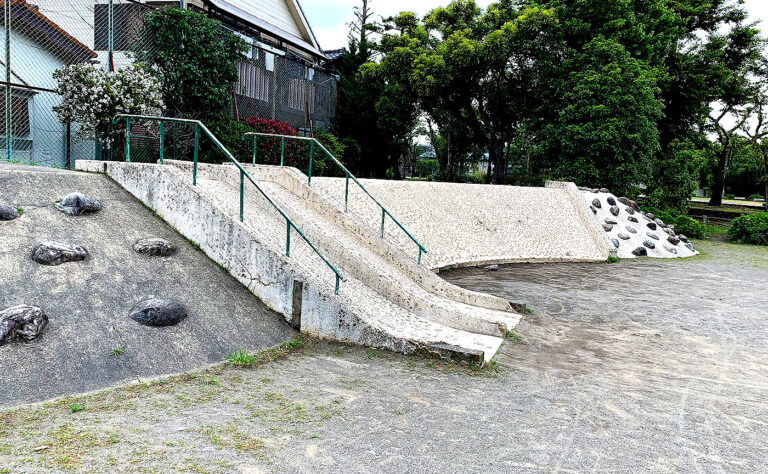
[708,149,728,206]
[489,138,506,185]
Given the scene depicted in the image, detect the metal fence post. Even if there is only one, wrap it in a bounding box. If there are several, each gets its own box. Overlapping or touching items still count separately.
[159,122,164,164]
[252,135,257,166]
[280,138,285,166]
[192,123,199,186]
[308,140,314,185]
[285,220,291,257]
[380,208,386,238]
[344,172,349,212]
[125,118,131,162]
[4,0,11,162]
[239,169,244,222]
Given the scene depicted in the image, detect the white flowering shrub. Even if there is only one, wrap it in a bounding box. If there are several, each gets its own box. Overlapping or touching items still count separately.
[53,63,164,148]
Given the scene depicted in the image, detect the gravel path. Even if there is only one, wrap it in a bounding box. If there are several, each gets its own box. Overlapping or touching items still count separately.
[1,240,766,473]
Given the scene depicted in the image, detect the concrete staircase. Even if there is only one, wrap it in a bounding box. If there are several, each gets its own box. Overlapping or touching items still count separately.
[77,160,520,363]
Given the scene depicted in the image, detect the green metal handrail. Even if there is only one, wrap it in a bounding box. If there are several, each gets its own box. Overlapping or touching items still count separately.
[243,132,428,264]
[113,114,346,294]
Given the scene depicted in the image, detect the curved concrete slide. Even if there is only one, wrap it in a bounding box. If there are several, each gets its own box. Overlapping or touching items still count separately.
[78,160,511,363]
[313,177,609,269]
[0,166,295,407]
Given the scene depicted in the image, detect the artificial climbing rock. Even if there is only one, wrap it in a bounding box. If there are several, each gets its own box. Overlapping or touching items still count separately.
[133,238,177,257]
[0,305,48,346]
[129,299,187,327]
[0,204,20,221]
[31,241,88,266]
[55,193,101,216]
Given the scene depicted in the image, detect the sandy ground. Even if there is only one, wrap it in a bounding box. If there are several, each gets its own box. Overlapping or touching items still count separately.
[1,240,767,473]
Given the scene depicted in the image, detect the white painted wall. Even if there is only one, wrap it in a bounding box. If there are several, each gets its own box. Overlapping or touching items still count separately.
[231,0,304,37]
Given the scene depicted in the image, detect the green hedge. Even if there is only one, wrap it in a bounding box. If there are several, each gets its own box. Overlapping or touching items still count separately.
[642,207,706,239]
[728,213,768,245]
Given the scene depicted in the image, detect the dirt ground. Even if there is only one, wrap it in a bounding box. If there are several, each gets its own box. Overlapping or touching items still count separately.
[1,240,767,473]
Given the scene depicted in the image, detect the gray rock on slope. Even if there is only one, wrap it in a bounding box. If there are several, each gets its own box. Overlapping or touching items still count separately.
[55,193,101,216]
[0,305,49,346]
[133,238,177,257]
[31,242,88,266]
[0,204,20,221]
[129,299,187,327]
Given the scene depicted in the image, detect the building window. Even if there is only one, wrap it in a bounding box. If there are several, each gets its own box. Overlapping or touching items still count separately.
[237,61,271,102]
[94,4,147,51]
[0,94,31,139]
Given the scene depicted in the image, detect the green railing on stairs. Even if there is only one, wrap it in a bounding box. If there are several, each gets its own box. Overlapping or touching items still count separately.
[112,114,346,294]
[243,132,428,265]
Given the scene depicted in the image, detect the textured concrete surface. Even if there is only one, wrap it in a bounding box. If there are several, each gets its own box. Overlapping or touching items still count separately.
[0,240,765,472]
[313,177,608,269]
[0,167,295,407]
[79,160,516,363]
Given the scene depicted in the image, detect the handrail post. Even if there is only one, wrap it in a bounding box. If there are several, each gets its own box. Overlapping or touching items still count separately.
[158,122,164,164]
[344,172,349,212]
[335,274,340,295]
[418,247,422,264]
[252,135,257,166]
[239,169,244,222]
[285,220,291,256]
[308,140,314,186]
[280,138,285,166]
[192,123,199,186]
[380,208,386,238]
[125,118,131,162]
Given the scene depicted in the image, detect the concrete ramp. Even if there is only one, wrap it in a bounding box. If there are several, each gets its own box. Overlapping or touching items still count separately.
[78,160,522,364]
[313,178,609,269]
[0,166,295,407]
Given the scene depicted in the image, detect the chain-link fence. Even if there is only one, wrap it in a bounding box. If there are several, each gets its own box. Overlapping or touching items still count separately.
[235,49,337,133]
[0,0,337,168]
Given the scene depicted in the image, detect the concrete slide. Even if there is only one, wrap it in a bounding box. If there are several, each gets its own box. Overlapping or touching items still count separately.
[78,160,522,363]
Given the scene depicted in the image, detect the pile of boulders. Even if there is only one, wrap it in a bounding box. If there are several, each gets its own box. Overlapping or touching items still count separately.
[579,187,697,259]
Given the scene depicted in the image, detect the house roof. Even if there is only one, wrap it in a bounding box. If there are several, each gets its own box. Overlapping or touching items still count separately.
[1,0,96,63]
[204,0,325,59]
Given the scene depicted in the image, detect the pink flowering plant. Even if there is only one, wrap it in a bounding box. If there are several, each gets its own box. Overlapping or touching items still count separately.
[53,63,164,149]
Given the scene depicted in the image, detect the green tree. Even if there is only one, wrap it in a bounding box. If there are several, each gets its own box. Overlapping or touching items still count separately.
[546,36,662,194]
[139,8,247,119]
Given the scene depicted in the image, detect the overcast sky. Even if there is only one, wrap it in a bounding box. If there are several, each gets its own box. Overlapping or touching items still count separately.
[302,0,768,51]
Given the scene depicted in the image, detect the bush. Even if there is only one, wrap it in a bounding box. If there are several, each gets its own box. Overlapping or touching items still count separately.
[724,193,736,200]
[728,213,768,245]
[642,207,706,239]
[415,159,439,178]
[242,117,344,177]
[748,194,764,201]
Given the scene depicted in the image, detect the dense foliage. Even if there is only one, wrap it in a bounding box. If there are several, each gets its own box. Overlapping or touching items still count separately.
[140,8,247,119]
[728,213,768,245]
[333,0,766,208]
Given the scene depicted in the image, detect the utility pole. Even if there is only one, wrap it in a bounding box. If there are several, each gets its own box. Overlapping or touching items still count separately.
[5,0,11,162]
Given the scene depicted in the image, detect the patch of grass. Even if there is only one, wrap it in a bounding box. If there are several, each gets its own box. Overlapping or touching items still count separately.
[110,346,124,357]
[523,307,534,315]
[226,350,257,366]
[68,403,85,414]
[15,207,23,215]
[505,330,524,344]
[607,256,619,263]
[226,336,308,368]
[366,349,382,359]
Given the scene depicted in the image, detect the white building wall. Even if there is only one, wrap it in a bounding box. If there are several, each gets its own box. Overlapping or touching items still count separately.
[230,0,303,37]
